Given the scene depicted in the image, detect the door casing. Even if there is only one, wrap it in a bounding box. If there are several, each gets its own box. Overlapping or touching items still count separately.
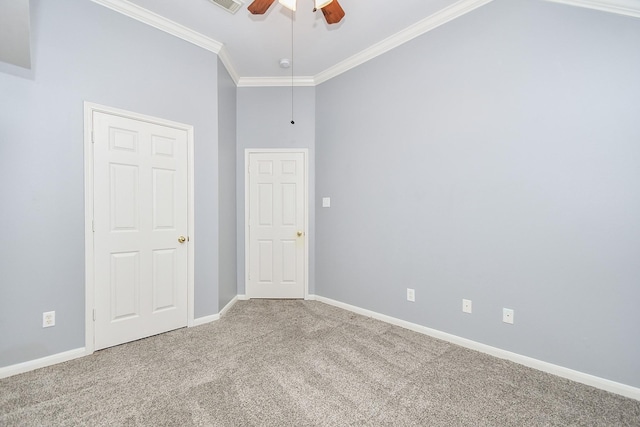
[244,148,309,299]
[83,102,195,355]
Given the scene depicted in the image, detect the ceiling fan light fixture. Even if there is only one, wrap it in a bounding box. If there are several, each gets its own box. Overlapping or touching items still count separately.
[278,0,296,11]
[314,0,332,9]
[247,0,344,23]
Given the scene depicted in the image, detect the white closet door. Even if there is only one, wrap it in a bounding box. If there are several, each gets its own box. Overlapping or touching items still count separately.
[93,111,188,350]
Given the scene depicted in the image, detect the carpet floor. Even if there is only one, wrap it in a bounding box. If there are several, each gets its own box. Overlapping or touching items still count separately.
[1,300,639,426]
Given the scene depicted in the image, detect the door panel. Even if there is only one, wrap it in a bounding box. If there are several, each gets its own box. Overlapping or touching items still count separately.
[153,169,175,229]
[152,249,177,312]
[93,111,188,350]
[247,152,306,299]
[110,164,139,231]
[110,252,140,320]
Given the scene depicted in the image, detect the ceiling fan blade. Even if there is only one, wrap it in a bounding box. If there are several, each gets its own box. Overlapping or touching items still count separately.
[247,0,277,14]
[321,0,345,24]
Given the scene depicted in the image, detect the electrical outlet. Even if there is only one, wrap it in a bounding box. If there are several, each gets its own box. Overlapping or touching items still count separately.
[462,299,472,314]
[503,308,514,324]
[43,311,55,328]
[407,288,415,302]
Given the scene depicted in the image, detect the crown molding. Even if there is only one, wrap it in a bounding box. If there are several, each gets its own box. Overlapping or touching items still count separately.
[91,0,494,87]
[237,76,316,87]
[544,0,640,18]
[218,46,240,85]
[91,0,224,53]
[91,0,640,88]
[314,0,495,85]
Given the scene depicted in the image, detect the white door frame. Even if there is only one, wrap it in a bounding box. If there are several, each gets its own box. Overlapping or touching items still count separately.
[83,102,195,355]
[244,148,309,299]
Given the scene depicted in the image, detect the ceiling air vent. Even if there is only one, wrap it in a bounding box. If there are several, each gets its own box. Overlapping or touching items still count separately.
[209,0,244,14]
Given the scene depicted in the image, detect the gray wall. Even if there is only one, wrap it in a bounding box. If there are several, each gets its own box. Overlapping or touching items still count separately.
[0,0,31,69]
[315,0,640,388]
[218,59,238,311]
[3,0,639,391]
[0,0,220,367]
[236,87,316,295]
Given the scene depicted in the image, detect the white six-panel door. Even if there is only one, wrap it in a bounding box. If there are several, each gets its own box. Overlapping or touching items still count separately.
[92,111,189,350]
[247,151,307,299]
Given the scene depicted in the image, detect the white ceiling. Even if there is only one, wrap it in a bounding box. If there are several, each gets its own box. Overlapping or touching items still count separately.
[92,0,640,86]
[116,0,464,79]
[1,0,637,82]
[93,0,638,85]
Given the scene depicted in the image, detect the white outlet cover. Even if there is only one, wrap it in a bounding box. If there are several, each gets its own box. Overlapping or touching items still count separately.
[322,197,331,208]
[43,311,55,328]
[503,308,514,324]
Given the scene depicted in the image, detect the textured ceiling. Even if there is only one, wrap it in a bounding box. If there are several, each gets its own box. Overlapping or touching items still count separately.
[124,0,462,78]
[98,0,639,82]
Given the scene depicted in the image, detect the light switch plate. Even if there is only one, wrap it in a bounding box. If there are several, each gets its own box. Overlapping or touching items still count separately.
[503,308,514,324]
[407,288,415,302]
[322,197,331,208]
[462,299,472,314]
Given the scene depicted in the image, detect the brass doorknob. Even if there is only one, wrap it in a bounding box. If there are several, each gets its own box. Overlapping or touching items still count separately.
[297,231,303,237]
[178,236,186,244]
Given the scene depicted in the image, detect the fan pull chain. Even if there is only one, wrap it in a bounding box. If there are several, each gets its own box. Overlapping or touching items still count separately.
[290,9,295,125]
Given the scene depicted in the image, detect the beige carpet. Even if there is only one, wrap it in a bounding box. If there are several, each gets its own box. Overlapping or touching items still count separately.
[1,300,639,426]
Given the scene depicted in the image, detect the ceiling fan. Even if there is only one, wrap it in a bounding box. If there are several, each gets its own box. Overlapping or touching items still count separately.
[248,0,345,24]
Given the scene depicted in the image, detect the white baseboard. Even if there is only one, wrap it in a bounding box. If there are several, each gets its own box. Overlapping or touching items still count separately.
[3,298,242,378]
[4,295,637,401]
[191,295,240,327]
[192,313,220,326]
[309,294,640,401]
[0,347,87,379]
[219,295,239,317]
[237,294,249,301]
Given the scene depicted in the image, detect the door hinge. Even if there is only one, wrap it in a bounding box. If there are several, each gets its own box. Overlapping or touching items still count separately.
[91,131,95,144]
[93,309,96,321]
